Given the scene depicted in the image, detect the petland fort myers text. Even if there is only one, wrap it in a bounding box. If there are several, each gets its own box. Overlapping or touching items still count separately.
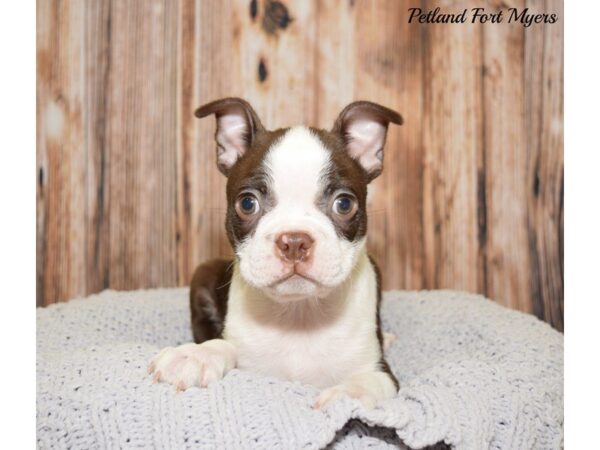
[408,7,558,27]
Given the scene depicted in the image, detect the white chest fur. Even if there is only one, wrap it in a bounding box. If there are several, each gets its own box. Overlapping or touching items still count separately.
[223,251,382,389]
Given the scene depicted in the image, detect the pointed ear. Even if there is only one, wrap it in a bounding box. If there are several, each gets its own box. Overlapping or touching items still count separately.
[332,101,403,182]
[195,98,265,176]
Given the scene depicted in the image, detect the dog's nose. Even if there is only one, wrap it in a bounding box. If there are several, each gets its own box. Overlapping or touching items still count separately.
[276,232,314,263]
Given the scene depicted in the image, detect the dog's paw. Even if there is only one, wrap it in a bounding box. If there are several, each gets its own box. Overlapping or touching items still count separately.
[313,371,398,411]
[148,339,236,391]
[314,383,378,410]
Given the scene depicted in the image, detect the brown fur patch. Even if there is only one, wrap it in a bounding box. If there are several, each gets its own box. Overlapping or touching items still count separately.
[311,128,370,241]
[224,128,289,247]
[190,258,234,342]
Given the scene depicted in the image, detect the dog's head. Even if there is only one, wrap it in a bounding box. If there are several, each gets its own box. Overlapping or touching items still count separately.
[195,98,402,302]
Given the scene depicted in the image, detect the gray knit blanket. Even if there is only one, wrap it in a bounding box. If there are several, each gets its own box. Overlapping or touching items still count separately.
[37,288,563,449]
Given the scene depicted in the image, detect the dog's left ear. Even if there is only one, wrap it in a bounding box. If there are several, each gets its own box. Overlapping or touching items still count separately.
[332,101,403,182]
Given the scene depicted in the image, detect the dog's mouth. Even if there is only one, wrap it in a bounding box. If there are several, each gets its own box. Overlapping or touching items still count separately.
[269,270,320,288]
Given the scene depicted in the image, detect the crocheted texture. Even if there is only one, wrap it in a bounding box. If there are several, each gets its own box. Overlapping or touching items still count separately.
[37,289,563,449]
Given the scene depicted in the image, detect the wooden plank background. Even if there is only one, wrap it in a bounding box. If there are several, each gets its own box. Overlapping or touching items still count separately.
[37,0,564,330]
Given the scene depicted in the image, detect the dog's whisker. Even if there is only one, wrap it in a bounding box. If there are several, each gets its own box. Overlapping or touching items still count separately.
[215,279,233,290]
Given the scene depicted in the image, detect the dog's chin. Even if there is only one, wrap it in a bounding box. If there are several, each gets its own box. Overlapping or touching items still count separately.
[261,275,334,303]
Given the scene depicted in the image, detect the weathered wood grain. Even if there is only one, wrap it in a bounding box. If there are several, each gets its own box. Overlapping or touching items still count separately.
[234,0,317,127]
[524,0,564,330]
[180,0,243,278]
[422,2,484,293]
[102,0,179,291]
[354,0,426,290]
[313,0,356,127]
[84,0,111,295]
[37,0,86,305]
[482,0,532,312]
[36,0,564,330]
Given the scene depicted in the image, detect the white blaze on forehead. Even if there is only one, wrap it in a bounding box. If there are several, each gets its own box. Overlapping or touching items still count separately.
[264,127,331,207]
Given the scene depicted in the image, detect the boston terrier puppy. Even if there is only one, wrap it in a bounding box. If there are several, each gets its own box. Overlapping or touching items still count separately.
[149,98,403,409]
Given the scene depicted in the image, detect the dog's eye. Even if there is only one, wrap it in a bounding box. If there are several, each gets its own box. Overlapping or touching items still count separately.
[332,194,357,217]
[235,193,260,218]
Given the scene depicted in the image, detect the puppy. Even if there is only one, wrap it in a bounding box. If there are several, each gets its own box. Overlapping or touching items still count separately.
[149,98,403,410]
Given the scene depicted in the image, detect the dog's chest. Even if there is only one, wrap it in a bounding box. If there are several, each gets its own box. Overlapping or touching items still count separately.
[232,314,376,388]
[224,258,381,389]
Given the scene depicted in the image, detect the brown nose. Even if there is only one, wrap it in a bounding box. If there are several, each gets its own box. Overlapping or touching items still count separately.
[276,232,314,263]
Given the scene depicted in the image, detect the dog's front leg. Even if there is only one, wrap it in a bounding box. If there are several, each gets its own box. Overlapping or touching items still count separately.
[148,339,237,391]
[314,371,398,410]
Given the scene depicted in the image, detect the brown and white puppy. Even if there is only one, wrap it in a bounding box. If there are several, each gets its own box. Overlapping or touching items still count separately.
[149,98,403,409]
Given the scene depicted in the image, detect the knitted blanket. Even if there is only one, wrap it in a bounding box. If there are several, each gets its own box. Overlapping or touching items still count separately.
[37,288,563,449]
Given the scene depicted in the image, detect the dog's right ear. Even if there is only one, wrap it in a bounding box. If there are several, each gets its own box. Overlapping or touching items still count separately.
[332,101,402,182]
[195,98,265,176]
